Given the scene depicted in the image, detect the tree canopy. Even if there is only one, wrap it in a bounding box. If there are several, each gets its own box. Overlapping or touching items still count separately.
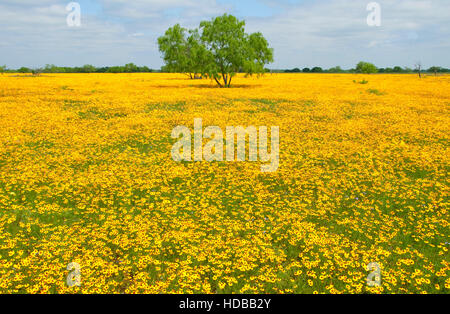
[428,66,442,76]
[356,62,378,74]
[158,14,274,87]
[328,66,344,73]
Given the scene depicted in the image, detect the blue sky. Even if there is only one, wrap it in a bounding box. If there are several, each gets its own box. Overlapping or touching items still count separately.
[76,0,282,18]
[1,0,449,69]
[217,0,280,17]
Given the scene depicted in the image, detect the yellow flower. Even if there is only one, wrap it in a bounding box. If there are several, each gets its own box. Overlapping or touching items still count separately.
[0,73,447,294]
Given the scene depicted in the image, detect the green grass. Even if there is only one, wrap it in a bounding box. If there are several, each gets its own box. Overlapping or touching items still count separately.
[368,89,385,96]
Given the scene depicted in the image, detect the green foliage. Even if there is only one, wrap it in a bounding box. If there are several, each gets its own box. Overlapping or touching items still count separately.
[404,67,413,73]
[123,63,138,73]
[31,69,41,76]
[186,29,211,79]
[43,64,65,73]
[158,25,210,79]
[13,64,153,74]
[200,14,273,87]
[311,67,323,73]
[378,67,413,73]
[158,24,190,75]
[328,66,344,73]
[0,65,6,75]
[428,66,442,76]
[158,14,274,87]
[18,67,31,73]
[96,64,152,73]
[285,68,301,73]
[81,64,97,73]
[356,61,378,74]
[368,89,384,95]
[285,66,353,73]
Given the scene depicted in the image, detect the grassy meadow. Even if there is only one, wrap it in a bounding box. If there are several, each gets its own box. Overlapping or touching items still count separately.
[0,73,448,294]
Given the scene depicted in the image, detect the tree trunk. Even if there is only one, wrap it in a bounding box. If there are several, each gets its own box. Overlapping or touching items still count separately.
[227,76,232,88]
[214,77,223,88]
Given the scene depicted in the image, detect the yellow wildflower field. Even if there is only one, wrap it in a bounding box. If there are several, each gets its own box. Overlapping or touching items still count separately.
[0,73,448,294]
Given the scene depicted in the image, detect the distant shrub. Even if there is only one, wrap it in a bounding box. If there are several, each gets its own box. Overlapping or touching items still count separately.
[328,66,344,73]
[368,89,384,95]
[356,62,378,74]
[18,67,30,73]
[285,68,301,73]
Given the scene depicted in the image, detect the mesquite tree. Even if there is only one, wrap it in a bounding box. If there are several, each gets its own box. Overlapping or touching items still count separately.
[158,14,273,87]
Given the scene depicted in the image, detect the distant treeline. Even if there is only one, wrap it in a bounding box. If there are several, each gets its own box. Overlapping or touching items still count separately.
[283,66,450,74]
[0,63,154,74]
[2,63,449,75]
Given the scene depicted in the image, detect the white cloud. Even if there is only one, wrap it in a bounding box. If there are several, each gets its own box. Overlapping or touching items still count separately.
[98,0,228,19]
[0,0,449,69]
[245,0,450,68]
